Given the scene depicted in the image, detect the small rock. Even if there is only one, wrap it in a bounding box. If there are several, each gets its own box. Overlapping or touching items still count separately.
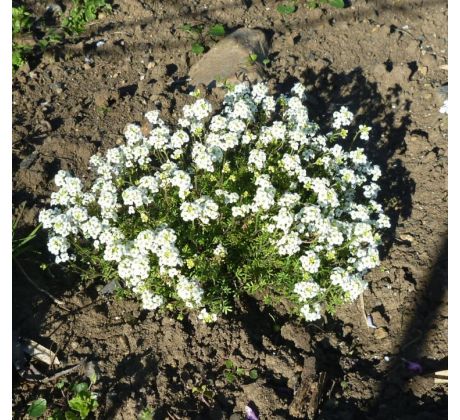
[370,311,387,327]
[418,66,428,76]
[189,27,268,89]
[94,90,110,107]
[399,233,414,243]
[70,341,79,349]
[342,325,353,337]
[374,327,389,340]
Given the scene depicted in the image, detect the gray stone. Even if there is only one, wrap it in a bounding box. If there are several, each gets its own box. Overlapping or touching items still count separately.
[189,28,268,90]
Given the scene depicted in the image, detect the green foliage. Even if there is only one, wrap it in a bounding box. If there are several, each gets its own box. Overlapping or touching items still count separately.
[27,379,99,419]
[180,22,226,55]
[12,0,111,72]
[62,0,112,35]
[328,0,345,8]
[138,407,155,420]
[68,384,98,419]
[307,0,345,8]
[248,53,258,65]
[277,2,297,15]
[12,205,41,258]
[191,42,205,55]
[12,43,32,72]
[208,24,226,37]
[180,23,204,35]
[27,398,47,418]
[12,6,33,34]
[12,6,34,72]
[191,384,214,401]
[223,360,258,384]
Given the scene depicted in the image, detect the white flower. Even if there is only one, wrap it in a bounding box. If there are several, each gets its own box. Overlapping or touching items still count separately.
[213,244,227,258]
[300,251,321,273]
[294,281,321,301]
[141,291,164,310]
[248,149,267,171]
[198,308,218,323]
[332,106,353,129]
[359,125,372,141]
[300,303,322,321]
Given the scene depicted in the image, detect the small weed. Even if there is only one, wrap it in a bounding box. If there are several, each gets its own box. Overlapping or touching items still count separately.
[138,407,155,420]
[223,360,258,384]
[307,0,345,9]
[12,0,111,72]
[248,53,258,65]
[28,378,99,419]
[191,42,205,55]
[12,43,33,72]
[277,2,297,15]
[208,23,226,37]
[63,0,112,36]
[12,205,41,258]
[180,22,226,55]
[13,6,33,34]
[27,398,47,418]
[192,384,215,403]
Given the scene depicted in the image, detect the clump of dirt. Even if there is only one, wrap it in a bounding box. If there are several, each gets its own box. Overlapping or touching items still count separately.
[13,0,447,419]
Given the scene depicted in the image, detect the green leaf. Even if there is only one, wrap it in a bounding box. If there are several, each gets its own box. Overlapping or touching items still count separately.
[55,379,67,390]
[209,23,225,37]
[224,372,235,383]
[64,411,79,420]
[224,359,234,369]
[48,409,66,420]
[191,42,205,55]
[180,24,204,34]
[249,53,258,62]
[277,3,297,15]
[328,0,345,7]
[72,382,89,394]
[249,369,258,380]
[236,367,245,376]
[138,408,154,420]
[27,398,47,418]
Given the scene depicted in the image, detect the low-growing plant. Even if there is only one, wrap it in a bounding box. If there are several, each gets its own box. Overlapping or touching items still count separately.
[223,360,258,384]
[307,0,345,9]
[277,2,298,15]
[12,6,34,71]
[12,0,111,72]
[27,379,98,419]
[138,407,155,420]
[180,22,226,55]
[12,6,33,34]
[39,81,390,323]
[62,0,111,35]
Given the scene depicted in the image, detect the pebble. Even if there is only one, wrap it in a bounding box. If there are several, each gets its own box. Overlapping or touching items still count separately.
[374,327,389,340]
[189,27,268,89]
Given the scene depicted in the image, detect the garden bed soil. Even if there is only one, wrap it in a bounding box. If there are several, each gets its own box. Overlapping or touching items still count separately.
[12,0,448,418]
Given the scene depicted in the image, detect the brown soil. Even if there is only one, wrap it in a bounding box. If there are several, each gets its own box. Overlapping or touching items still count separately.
[12,0,448,419]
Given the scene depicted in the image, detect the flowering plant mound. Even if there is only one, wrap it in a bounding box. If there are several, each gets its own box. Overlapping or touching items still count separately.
[40,82,390,323]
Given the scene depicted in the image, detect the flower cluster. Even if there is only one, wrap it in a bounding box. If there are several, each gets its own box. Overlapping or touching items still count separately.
[40,82,390,323]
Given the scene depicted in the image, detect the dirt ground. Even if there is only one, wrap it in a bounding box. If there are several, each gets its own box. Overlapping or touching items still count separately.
[12,0,448,418]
